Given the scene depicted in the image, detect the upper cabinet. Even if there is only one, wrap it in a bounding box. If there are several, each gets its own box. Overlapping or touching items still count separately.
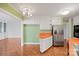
[52,17,63,25]
[73,16,79,25]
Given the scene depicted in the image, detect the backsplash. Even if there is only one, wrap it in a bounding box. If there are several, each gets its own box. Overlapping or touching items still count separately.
[40,30,51,33]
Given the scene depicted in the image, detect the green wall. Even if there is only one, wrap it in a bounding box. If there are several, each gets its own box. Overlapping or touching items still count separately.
[0,3,23,19]
[23,24,40,43]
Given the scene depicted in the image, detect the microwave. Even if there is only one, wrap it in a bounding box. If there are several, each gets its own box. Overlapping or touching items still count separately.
[74,25,79,38]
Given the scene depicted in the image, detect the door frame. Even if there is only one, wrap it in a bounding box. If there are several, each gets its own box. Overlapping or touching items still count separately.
[21,23,40,46]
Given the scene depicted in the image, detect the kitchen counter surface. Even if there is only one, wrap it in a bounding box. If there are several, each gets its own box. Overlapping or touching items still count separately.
[67,38,79,56]
[40,32,52,39]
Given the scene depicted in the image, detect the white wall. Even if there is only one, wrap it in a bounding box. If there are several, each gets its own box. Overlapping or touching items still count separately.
[52,17,63,25]
[64,17,73,39]
[0,11,8,39]
[22,16,64,30]
[7,18,21,38]
[39,16,51,30]
[22,16,51,30]
[0,10,21,40]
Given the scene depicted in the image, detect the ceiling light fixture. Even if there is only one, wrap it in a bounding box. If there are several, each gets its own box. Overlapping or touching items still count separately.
[61,10,70,15]
[22,8,32,17]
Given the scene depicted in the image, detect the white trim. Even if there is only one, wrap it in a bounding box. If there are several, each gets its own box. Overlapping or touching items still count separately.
[21,44,24,46]
[0,38,6,40]
[21,21,24,46]
[24,43,40,44]
[8,4,22,14]
[0,8,22,20]
[22,23,40,46]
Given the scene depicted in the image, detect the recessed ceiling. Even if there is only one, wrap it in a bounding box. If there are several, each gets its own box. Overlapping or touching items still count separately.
[10,3,79,17]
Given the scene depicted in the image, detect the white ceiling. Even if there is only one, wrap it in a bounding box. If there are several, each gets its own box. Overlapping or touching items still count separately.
[10,3,79,17]
[0,9,20,22]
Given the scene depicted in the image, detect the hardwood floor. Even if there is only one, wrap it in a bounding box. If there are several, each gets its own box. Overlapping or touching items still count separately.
[0,39,67,56]
[23,44,67,56]
[0,38,22,56]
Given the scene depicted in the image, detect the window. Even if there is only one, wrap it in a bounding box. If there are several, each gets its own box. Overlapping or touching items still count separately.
[0,22,2,33]
[4,23,6,32]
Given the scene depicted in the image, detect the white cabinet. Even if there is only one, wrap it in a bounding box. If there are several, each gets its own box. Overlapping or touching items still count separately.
[52,17,63,25]
[40,36,52,53]
[73,16,79,25]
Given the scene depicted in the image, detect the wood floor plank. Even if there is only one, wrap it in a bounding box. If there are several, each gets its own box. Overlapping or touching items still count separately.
[23,44,67,56]
[0,39,67,56]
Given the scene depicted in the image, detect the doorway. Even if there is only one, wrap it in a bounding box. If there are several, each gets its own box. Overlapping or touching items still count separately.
[23,24,40,44]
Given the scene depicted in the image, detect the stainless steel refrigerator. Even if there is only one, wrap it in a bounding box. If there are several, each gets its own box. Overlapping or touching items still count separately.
[52,25,64,46]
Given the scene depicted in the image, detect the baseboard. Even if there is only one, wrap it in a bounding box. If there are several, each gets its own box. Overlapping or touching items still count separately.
[0,38,6,40]
[24,43,40,45]
[21,43,24,47]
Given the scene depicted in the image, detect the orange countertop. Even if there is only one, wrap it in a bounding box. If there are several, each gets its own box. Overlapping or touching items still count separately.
[40,32,52,39]
[67,38,79,56]
[40,33,63,39]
